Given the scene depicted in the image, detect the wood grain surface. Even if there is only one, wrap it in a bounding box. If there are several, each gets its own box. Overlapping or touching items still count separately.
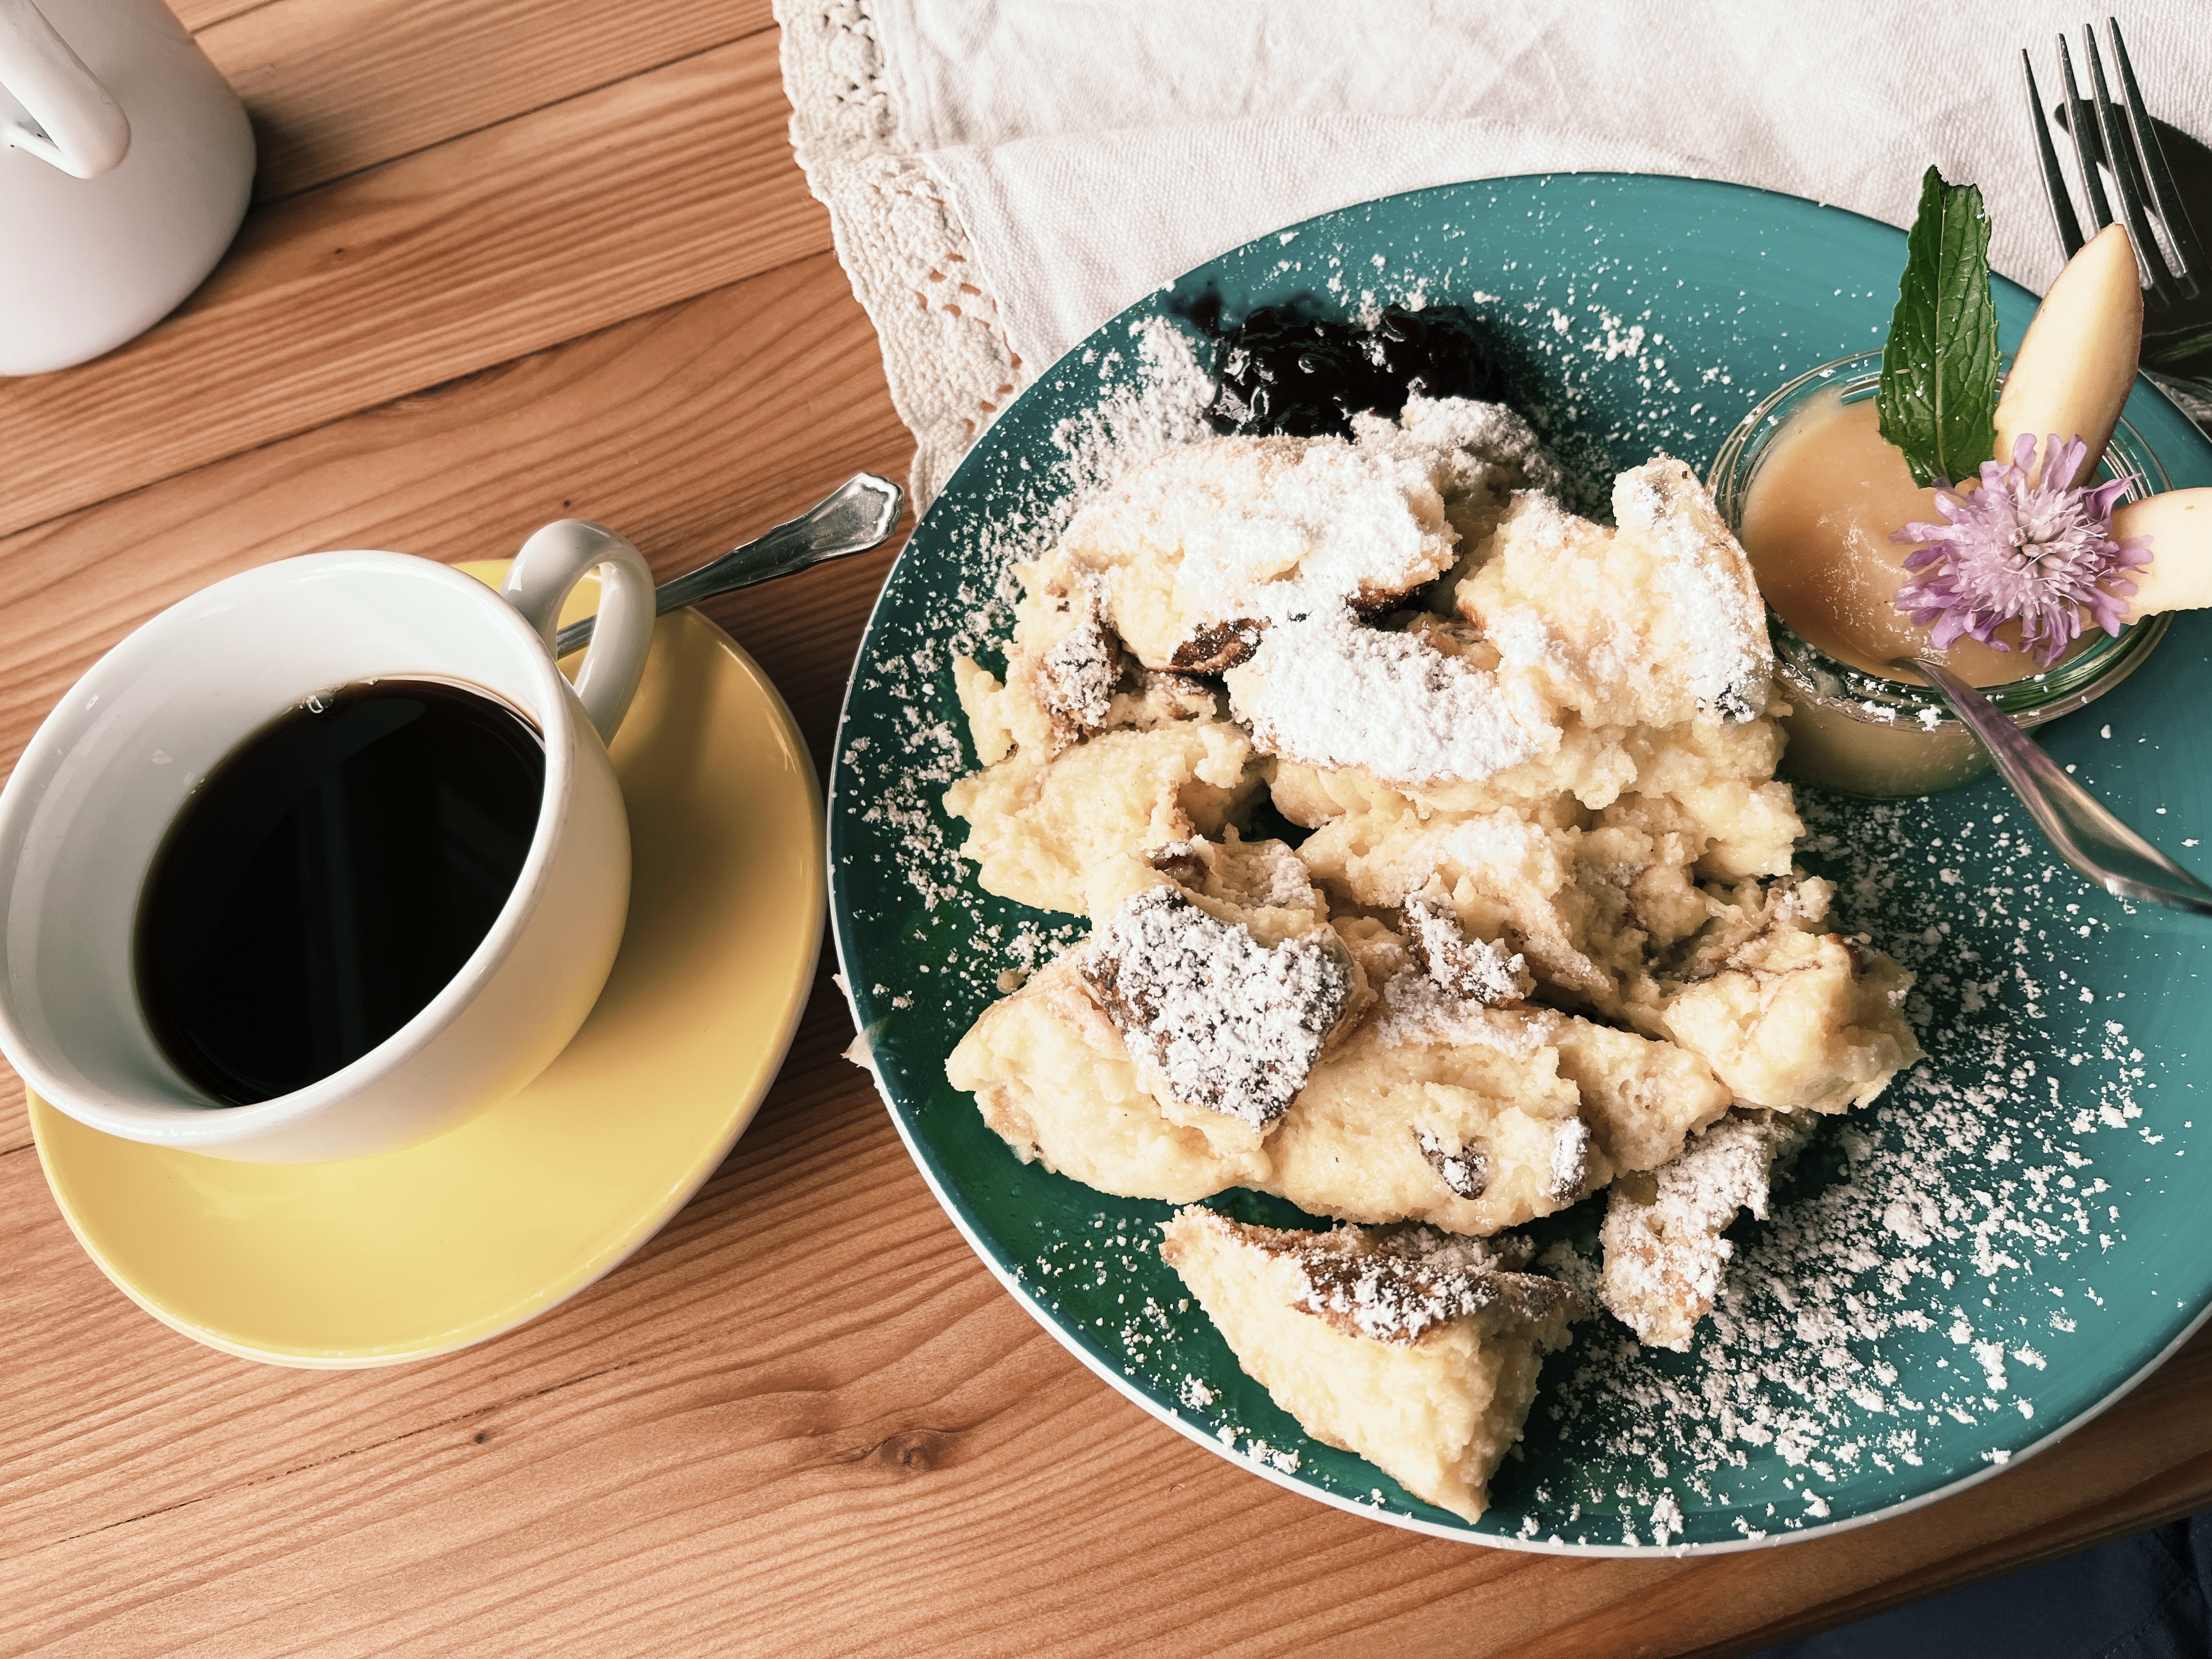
[3,6,2208,1656]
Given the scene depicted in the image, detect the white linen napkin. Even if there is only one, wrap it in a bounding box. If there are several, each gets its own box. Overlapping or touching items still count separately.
[778,2,2212,505]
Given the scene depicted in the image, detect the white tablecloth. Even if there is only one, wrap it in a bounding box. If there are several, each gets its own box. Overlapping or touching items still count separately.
[778,1,2212,504]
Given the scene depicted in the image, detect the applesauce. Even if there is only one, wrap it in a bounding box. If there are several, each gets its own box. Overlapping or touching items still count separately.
[1708,354,2171,799]
[1737,385,2046,686]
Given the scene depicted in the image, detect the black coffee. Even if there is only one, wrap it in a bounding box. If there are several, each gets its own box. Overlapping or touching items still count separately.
[136,679,546,1105]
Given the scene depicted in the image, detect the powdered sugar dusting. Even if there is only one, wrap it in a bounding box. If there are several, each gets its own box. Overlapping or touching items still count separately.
[1374,968,1555,1057]
[1196,1211,1570,1346]
[1081,887,1352,1130]
[1356,393,1566,505]
[1036,586,1118,736]
[1615,461,1774,721]
[1068,435,1454,630]
[1228,607,1555,784]
[1403,893,1532,1005]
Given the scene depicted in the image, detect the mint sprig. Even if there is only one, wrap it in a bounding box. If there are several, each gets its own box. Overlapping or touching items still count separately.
[1877,166,2000,487]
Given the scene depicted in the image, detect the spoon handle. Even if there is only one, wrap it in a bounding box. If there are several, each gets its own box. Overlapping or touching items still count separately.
[1909,654,2212,915]
[554,472,904,657]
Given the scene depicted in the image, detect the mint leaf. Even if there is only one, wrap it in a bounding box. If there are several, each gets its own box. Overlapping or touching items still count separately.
[1877,166,2000,486]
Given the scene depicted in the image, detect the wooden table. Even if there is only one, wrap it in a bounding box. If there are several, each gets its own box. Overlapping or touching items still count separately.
[4,6,2210,1655]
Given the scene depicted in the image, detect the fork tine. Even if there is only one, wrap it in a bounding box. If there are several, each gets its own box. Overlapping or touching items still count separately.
[2024,50,2086,257]
[2083,26,2178,304]
[2108,16,2204,297]
[2057,33,2115,230]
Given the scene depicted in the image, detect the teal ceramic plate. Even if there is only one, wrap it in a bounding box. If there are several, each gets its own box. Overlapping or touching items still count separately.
[828,174,2212,1552]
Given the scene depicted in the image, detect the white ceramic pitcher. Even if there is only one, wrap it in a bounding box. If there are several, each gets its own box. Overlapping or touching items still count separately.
[0,0,253,375]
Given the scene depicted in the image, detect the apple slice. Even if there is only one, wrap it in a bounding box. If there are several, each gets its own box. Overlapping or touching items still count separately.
[1993,222,2143,488]
[2118,489,2212,615]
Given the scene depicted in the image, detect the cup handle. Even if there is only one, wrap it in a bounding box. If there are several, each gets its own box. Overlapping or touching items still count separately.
[501,520,656,743]
[0,0,130,179]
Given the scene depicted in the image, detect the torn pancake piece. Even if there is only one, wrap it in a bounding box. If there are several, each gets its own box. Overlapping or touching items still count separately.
[944,959,1266,1202]
[1224,607,1560,788]
[1455,457,1776,728]
[1598,1109,1816,1351]
[1655,880,1922,1113]
[942,716,1264,915]
[1351,394,1565,562]
[1401,891,1533,1006]
[1160,1208,1576,1522]
[1261,940,1611,1238]
[1059,433,1458,672]
[1080,883,1357,1138]
[951,557,1122,765]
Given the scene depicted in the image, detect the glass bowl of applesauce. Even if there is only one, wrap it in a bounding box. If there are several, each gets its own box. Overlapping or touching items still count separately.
[1709,350,2173,800]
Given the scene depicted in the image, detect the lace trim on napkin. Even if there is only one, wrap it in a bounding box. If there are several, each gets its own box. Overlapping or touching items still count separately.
[777,1,1033,507]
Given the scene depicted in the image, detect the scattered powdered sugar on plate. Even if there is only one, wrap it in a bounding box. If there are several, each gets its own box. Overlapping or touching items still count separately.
[834,193,2204,1548]
[1499,791,2172,1547]
[1052,320,1220,512]
[993,779,2182,1548]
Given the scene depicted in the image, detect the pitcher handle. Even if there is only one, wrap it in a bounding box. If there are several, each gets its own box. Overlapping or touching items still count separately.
[0,0,129,178]
[501,520,656,744]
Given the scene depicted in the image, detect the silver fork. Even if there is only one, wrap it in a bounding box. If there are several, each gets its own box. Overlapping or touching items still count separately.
[2023,19,2212,413]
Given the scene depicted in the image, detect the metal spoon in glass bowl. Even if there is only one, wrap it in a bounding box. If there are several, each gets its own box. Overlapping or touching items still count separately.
[554,471,904,657]
[1901,653,2212,916]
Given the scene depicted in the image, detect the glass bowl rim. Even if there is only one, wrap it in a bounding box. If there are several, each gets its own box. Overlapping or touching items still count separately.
[1708,349,2174,730]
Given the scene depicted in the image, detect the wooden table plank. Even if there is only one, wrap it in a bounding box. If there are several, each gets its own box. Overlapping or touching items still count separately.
[0,991,913,1554]
[0,32,826,541]
[12,1048,2212,1659]
[0,252,900,796]
[171,0,272,30]
[198,0,776,202]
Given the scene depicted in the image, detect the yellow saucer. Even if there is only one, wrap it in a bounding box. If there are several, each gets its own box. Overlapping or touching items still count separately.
[29,565,823,1366]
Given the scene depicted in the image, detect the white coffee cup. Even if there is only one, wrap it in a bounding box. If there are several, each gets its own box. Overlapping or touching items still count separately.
[0,0,255,375]
[0,522,657,1163]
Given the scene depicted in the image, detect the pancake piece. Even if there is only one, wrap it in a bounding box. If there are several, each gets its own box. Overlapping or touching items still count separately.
[946,836,1364,1181]
[1225,607,1560,788]
[1160,1208,1577,1522]
[1267,710,1801,880]
[1079,878,1358,1146]
[1351,394,1565,567]
[1268,918,1725,1236]
[1288,797,1682,1019]
[1266,972,1605,1237]
[952,557,1122,764]
[1599,1109,1816,1350]
[1455,457,1776,729]
[1545,1011,1734,1177]
[942,717,1263,915]
[1059,433,1457,671]
[1652,878,1922,1114]
[945,959,1263,1201]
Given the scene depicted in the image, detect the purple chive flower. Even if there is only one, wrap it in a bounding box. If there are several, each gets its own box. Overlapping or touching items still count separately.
[1891,432,2153,668]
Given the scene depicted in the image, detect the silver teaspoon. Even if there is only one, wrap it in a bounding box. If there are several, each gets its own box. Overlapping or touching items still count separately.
[554,471,904,657]
[1901,654,2212,916]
